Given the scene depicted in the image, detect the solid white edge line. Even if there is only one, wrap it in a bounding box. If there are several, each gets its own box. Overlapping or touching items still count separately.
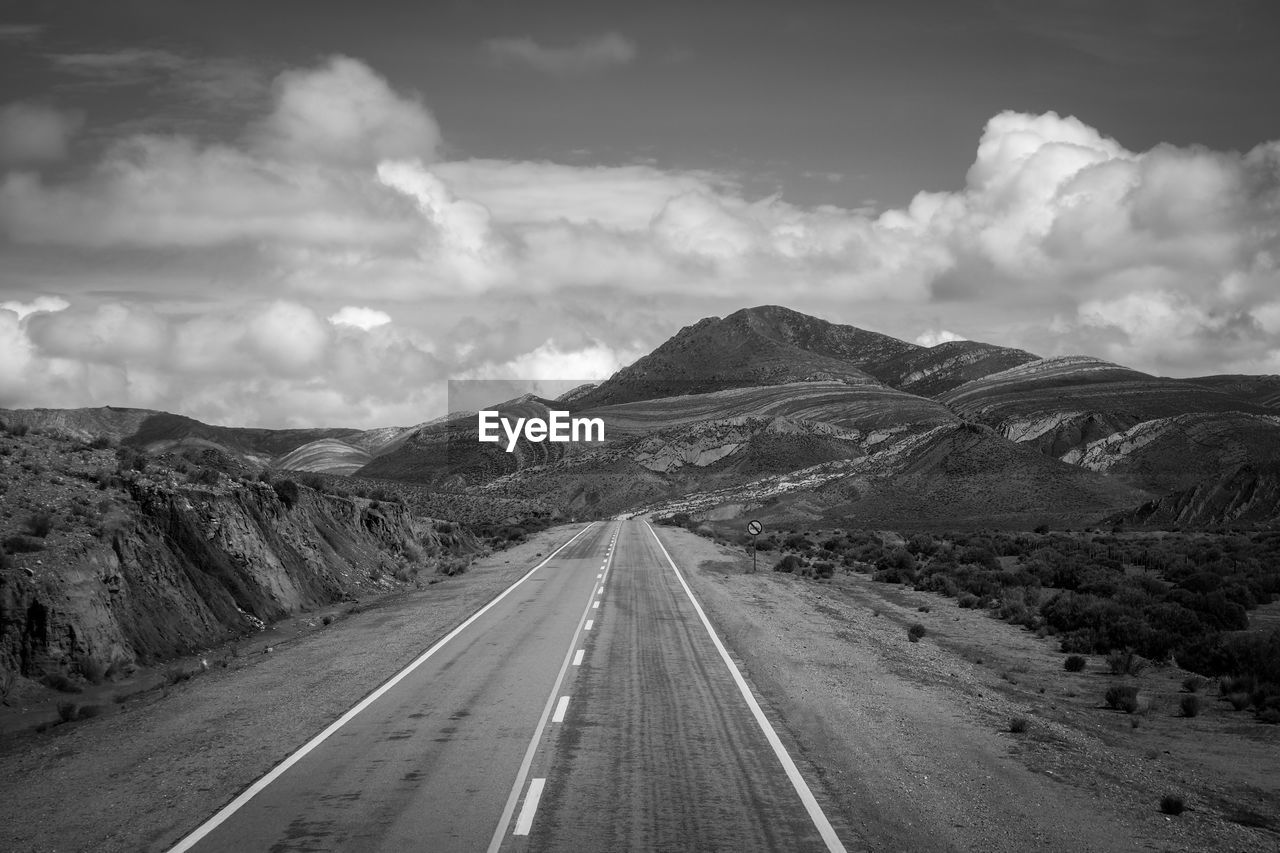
[485,521,618,852]
[552,695,571,722]
[512,777,546,836]
[643,521,848,853]
[164,521,599,853]
[573,649,584,666]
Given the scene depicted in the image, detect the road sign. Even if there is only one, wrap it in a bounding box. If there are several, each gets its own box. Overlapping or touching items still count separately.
[746,520,762,572]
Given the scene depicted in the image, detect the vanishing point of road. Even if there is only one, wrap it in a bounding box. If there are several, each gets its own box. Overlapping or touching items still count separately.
[164,520,852,852]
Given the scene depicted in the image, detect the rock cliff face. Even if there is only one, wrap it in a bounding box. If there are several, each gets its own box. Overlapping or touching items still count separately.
[1113,463,1280,527]
[0,432,463,681]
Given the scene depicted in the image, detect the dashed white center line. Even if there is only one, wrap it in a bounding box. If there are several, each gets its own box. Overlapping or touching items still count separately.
[584,619,593,630]
[552,695,571,722]
[513,778,546,836]
[573,649,584,666]
[592,600,600,609]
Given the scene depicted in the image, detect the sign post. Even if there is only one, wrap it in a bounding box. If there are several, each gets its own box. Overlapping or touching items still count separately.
[747,519,762,572]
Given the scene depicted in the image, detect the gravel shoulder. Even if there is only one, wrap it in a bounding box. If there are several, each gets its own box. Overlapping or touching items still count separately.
[0,524,588,853]
[660,525,1279,853]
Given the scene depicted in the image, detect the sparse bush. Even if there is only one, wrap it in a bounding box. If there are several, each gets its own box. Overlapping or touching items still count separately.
[23,511,53,538]
[42,672,82,694]
[1180,695,1203,717]
[1227,692,1251,711]
[1260,708,1280,725]
[907,623,926,643]
[79,656,109,685]
[1105,684,1140,713]
[1106,649,1147,676]
[1009,716,1029,733]
[295,471,326,491]
[957,593,980,609]
[1064,655,1087,673]
[1182,675,1209,693]
[773,554,800,574]
[87,436,114,450]
[273,479,300,508]
[321,615,333,626]
[164,664,191,686]
[917,605,931,613]
[57,702,79,723]
[1160,795,1185,816]
[77,704,103,719]
[3,534,44,553]
[812,560,835,578]
[5,421,31,436]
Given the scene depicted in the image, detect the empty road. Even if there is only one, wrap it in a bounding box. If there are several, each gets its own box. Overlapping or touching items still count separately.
[167,520,849,852]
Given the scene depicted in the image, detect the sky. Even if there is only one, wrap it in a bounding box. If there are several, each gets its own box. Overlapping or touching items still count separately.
[1,0,1278,428]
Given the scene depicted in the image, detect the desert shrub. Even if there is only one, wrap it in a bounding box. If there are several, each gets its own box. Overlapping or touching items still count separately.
[1160,795,1185,816]
[322,615,333,626]
[917,605,931,613]
[1106,649,1147,676]
[273,479,300,508]
[77,704,103,719]
[3,534,45,553]
[394,565,419,582]
[957,593,981,609]
[86,436,114,450]
[812,560,835,578]
[1227,692,1251,711]
[1180,695,1202,717]
[1064,655,1087,673]
[1009,717,1029,733]
[42,672,82,694]
[78,657,109,685]
[1181,675,1209,693]
[0,547,10,571]
[115,446,146,472]
[295,471,327,491]
[257,469,274,484]
[164,665,191,686]
[57,702,79,723]
[907,623,926,642]
[773,554,800,574]
[23,512,53,538]
[1259,708,1280,725]
[438,556,471,577]
[1105,684,1140,713]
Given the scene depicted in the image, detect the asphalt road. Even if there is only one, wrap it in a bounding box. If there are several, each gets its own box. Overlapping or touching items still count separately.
[168,520,848,852]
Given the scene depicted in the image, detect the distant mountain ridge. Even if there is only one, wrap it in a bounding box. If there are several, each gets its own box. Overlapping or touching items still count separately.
[5,304,1279,529]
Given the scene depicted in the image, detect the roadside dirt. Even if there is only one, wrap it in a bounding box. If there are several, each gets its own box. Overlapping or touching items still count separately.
[0,524,588,853]
[661,525,1280,853]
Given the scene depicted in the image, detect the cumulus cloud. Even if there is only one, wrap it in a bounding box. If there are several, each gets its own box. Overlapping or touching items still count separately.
[253,56,440,165]
[328,306,392,330]
[0,295,69,319]
[484,32,636,75]
[915,329,966,347]
[2,49,1280,423]
[465,340,646,381]
[0,102,83,163]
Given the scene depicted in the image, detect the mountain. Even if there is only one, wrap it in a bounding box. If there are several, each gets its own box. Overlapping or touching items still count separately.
[573,305,917,407]
[1183,375,1280,409]
[1112,462,1280,528]
[6,305,1280,530]
[868,340,1040,397]
[939,356,1273,456]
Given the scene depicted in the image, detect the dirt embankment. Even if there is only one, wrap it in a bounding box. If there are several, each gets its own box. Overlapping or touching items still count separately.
[1,431,476,688]
[662,526,1279,853]
[0,524,586,853]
